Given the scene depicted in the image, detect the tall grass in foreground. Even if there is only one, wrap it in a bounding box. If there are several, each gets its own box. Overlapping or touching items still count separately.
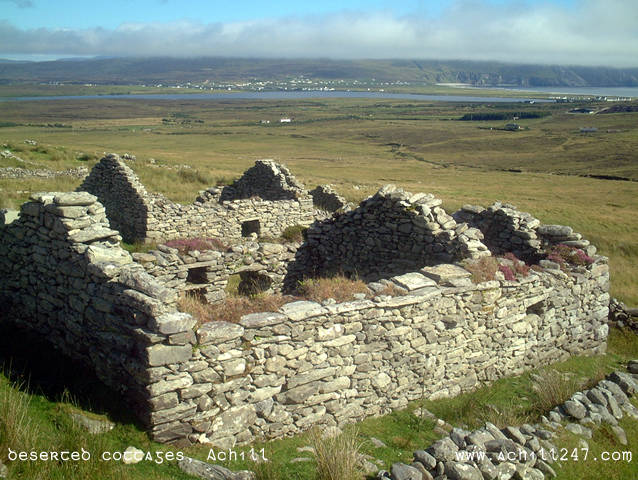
[0,375,39,457]
[309,427,363,480]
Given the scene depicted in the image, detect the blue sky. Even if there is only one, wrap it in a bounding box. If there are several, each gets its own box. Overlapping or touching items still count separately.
[0,0,636,67]
[2,0,575,29]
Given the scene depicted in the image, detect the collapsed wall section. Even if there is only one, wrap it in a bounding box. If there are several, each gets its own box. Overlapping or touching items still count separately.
[309,184,351,213]
[287,185,490,284]
[134,241,299,304]
[454,202,598,261]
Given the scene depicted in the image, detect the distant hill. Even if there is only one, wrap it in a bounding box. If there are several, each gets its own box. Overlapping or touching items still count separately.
[1,57,637,87]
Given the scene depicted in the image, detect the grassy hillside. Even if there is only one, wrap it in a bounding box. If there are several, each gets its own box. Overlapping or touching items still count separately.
[1,97,637,304]
[1,57,637,86]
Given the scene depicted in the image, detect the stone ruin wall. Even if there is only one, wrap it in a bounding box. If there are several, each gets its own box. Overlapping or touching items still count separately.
[0,191,194,435]
[286,185,491,285]
[135,241,299,305]
[79,155,316,244]
[309,184,351,213]
[454,203,598,263]
[0,169,612,446]
[183,263,608,447]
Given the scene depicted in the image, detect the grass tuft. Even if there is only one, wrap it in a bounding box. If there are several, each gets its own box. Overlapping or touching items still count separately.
[309,427,363,480]
[280,224,307,243]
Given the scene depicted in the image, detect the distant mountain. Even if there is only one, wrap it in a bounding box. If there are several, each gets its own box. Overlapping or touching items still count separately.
[0,57,637,87]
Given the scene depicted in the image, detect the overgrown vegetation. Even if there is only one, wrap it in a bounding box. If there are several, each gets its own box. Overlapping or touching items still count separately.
[296,275,369,303]
[462,256,499,283]
[280,224,307,243]
[178,292,293,325]
[547,244,595,268]
[0,375,39,458]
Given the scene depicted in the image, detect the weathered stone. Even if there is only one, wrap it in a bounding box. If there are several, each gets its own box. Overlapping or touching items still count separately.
[414,450,437,470]
[54,192,97,206]
[391,462,423,480]
[123,446,145,465]
[198,322,244,345]
[146,344,192,367]
[69,413,114,434]
[565,423,592,438]
[119,268,176,303]
[210,405,257,437]
[240,312,287,328]
[391,272,437,291]
[85,245,132,265]
[427,437,458,461]
[608,371,638,396]
[445,461,483,480]
[537,224,573,237]
[421,264,471,284]
[148,373,193,397]
[178,456,255,480]
[280,301,327,320]
[563,400,587,420]
[69,226,120,243]
[150,312,197,335]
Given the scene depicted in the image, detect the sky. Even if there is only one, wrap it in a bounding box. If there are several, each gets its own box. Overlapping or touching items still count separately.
[1,0,637,67]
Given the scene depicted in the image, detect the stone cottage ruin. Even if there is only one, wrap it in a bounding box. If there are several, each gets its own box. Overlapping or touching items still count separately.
[0,154,610,446]
[79,155,319,243]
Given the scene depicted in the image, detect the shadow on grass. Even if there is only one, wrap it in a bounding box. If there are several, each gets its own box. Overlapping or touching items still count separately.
[0,321,143,429]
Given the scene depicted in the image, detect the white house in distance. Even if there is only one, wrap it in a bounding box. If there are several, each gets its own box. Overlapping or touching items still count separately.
[280,117,292,123]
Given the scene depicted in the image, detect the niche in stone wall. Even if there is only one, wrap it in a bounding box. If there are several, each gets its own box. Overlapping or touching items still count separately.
[527,300,547,316]
[241,219,261,237]
[185,266,209,299]
[238,271,272,296]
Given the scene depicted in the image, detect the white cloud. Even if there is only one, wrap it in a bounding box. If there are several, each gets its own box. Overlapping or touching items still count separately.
[0,1,637,66]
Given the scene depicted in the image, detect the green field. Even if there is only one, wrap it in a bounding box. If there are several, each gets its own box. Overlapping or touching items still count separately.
[1,95,638,479]
[1,96,637,304]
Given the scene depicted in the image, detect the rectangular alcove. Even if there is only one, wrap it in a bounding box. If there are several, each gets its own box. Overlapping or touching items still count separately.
[241,219,261,237]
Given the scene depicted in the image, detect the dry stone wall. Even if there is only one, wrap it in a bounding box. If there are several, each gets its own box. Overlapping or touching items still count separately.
[166,258,609,447]
[287,184,490,285]
[219,160,306,201]
[134,241,299,304]
[309,184,351,213]
[0,192,201,440]
[79,155,316,244]
[0,181,612,447]
[453,202,597,262]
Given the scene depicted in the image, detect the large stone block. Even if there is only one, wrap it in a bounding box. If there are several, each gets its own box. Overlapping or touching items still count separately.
[197,322,244,345]
[149,312,197,335]
[54,192,97,206]
[146,344,192,367]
